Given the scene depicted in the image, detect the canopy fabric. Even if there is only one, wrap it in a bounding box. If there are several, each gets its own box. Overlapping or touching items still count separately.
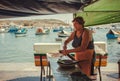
[74,0,120,26]
[0,0,95,19]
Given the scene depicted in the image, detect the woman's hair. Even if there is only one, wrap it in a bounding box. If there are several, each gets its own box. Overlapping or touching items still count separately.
[72,16,85,26]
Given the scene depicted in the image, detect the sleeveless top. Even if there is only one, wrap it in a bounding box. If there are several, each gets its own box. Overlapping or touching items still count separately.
[72,30,94,49]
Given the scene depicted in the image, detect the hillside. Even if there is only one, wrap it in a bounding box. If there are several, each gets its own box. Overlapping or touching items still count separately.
[0,19,69,27]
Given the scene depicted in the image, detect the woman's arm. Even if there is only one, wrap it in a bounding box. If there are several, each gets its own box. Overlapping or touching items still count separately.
[63,31,75,50]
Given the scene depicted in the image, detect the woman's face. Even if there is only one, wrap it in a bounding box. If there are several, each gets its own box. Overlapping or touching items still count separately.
[73,21,83,30]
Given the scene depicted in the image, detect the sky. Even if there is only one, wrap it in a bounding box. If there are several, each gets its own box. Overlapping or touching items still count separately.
[2,13,73,25]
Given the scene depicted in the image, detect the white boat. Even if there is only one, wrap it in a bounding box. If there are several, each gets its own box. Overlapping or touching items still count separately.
[0,27,8,33]
[15,34,27,37]
[35,27,50,35]
[58,30,70,37]
[0,28,6,33]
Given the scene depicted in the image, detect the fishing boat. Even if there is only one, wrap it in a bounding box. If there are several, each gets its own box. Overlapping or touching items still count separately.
[0,27,8,33]
[106,29,119,39]
[89,27,96,33]
[53,27,64,32]
[15,28,27,37]
[58,30,70,37]
[8,26,19,33]
[35,27,50,35]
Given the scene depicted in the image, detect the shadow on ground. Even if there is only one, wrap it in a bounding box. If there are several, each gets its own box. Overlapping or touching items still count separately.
[7,76,40,81]
[107,73,119,79]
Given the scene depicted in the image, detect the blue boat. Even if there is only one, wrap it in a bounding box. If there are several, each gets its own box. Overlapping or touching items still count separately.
[106,29,118,39]
[8,26,18,33]
[15,28,27,34]
[15,28,27,37]
[53,27,64,32]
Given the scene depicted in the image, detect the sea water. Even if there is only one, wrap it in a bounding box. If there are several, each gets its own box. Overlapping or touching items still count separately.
[0,28,120,63]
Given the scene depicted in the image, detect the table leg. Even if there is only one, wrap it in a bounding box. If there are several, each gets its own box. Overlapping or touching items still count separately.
[40,56,43,81]
[118,60,120,78]
[98,55,102,81]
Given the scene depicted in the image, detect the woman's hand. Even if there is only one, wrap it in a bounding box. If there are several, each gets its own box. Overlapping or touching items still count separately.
[59,50,68,55]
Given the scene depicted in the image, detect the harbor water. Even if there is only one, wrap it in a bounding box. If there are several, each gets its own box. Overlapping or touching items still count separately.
[0,28,120,63]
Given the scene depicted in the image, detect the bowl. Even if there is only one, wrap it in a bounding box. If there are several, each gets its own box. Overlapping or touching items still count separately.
[57,59,75,69]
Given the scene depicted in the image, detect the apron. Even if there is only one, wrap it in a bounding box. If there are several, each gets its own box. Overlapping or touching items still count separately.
[75,49,94,76]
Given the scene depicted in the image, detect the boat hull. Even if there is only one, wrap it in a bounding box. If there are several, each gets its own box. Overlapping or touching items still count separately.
[35,32,49,35]
[106,34,118,39]
[15,34,26,37]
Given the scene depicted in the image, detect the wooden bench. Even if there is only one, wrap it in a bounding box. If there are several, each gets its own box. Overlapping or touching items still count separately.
[33,43,61,81]
[94,42,108,81]
[34,53,52,81]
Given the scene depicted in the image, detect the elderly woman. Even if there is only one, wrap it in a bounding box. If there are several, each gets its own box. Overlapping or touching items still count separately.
[60,16,94,77]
